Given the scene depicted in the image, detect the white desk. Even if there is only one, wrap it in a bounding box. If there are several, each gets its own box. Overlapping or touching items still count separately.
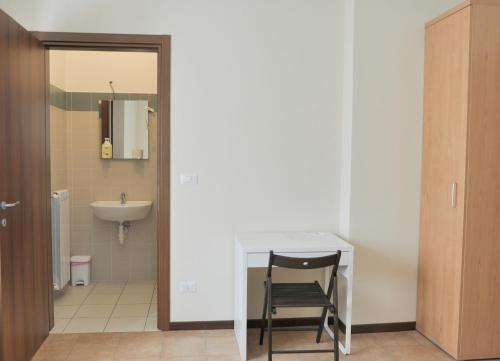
[234,231,354,361]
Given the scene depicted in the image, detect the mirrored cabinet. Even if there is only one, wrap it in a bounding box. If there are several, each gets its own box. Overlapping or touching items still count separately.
[99,100,151,160]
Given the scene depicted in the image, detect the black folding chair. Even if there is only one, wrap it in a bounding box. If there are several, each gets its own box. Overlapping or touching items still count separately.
[259,250,342,361]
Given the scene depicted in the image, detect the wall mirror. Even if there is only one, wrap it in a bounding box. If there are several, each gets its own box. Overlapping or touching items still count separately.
[99,100,150,160]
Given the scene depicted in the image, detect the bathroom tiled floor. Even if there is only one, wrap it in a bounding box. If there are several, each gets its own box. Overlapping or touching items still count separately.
[33,329,459,361]
[53,280,158,333]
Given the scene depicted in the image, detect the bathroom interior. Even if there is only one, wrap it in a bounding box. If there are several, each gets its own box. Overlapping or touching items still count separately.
[49,49,159,333]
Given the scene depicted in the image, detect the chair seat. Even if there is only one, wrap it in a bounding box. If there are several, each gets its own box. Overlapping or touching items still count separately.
[270,282,332,308]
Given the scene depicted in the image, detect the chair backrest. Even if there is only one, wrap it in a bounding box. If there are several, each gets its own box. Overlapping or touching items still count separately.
[266,251,342,300]
[266,250,341,278]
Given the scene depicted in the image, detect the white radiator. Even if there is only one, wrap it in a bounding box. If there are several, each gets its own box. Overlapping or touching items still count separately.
[51,189,71,291]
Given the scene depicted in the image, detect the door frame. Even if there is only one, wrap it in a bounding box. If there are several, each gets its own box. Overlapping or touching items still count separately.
[32,31,171,330]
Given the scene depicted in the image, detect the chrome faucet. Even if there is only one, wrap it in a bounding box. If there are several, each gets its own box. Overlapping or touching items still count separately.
[120,192,126,205]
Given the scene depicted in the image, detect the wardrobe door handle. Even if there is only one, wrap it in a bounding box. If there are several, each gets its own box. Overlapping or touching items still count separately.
[451,182,457,208]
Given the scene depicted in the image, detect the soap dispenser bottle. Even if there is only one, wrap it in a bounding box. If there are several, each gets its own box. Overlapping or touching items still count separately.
[101,138,113,159]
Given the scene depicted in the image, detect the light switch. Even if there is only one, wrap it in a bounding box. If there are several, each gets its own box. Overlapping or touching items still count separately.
[179,281,197,293]
[180,173,198,185]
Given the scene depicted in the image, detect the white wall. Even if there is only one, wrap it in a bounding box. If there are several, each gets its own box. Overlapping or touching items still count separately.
[0,0,344,322]
[0,0,465,324]
[343,0,463,324]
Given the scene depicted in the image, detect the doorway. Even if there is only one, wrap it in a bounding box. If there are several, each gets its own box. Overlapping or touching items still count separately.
[34,32,171,332]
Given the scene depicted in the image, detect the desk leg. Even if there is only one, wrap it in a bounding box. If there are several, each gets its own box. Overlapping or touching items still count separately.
[234,244,247,361]
[344,251,353,354]
[323,255,353,355]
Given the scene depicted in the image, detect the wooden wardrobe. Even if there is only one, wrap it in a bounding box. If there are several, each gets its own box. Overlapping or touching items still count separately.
[417,1,500,360]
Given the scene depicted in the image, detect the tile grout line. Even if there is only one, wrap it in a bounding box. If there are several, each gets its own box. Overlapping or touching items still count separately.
[144,299,152,332]
[60,282,95,333]
[107,282,153,329]
[145,281,157,331]
[56,281,157,334]
[103,281,127,332]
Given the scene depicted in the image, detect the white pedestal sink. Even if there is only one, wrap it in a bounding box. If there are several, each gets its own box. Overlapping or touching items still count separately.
[90,200,152,244]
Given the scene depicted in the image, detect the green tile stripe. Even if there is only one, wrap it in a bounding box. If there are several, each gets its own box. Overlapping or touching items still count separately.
[49,85,67,110]
[49,84,157,111]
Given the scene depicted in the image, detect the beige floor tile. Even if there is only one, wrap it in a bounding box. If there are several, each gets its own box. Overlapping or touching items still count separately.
[406,330,437,347]
[67,349,114,361]
[162,357,206,361]
[43,333,79,344]
[49,282,162,336]
[248,330,346,360]
[84,293,120,305]
[164,333,206,357]
[249,354,300,361]
[248,332,294,356]
[206,356,240,361]
[32,348,69,361]
[105,317,147,332]
[65,284,95,295]
[33,334,78,361]
[374,331,425,347]
[118,292,153,304]
[54,293,87,306]
[385,344,453,361]
[206,334,239,356]
[205,329,234,337]
[145,316,160,331]
[115,332,162,358]
[54,305,79,318]
[350,333,381,352]
[346,346,395,361]
[37,330,461,361]
[50,318,71,334]
[164,330,206,337]
[112,303,150,318]
[123,283,155,294]
[129,280,156,285]
[148,302,158,316]
[96,281,126,286]
[92,282,125,294]
[66,333,120,361]
[431,349,456,361]
[286,331,333,350]
[76,332,121,344]
[75,304,114,318]
[301,351,348,361]
[64,318,108,333]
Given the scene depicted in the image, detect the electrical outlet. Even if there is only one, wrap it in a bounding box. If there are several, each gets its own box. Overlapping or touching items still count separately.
[179,281,197,293]
[180,173,198,185]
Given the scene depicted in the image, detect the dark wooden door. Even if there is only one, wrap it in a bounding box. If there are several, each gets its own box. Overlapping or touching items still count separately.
[0,9,52,361]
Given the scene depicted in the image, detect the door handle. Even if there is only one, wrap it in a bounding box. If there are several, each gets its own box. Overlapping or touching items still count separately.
[451,182,457,209]
[1,201,21,210]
